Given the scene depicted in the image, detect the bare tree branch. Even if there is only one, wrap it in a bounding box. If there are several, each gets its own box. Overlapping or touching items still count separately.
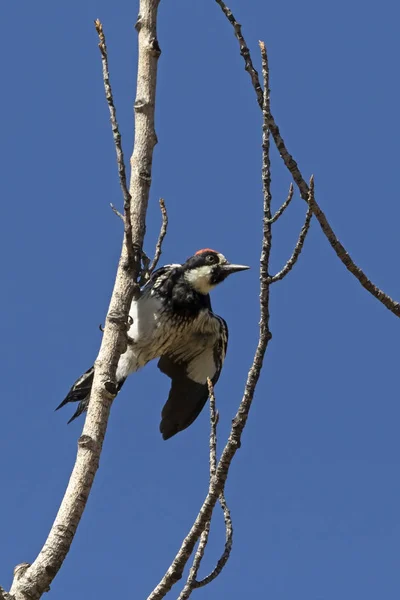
[110,202,125,221]
[269,183,294,224]
[215,1,263,104]
[131,6,161,268]
[146,37,273,600]
[192,494,233,590]
[138,198,168,286]
[177,381,217,600]
[192,382,233,590]
[8,3,161,598]
[95,19,134,267]
[207,378,218,478]
[215,0,400,318]
[178,523,211,600]
[149,198,168,273]
[177,381,233,600]
[259,40,272,225]
[269,177,314,283]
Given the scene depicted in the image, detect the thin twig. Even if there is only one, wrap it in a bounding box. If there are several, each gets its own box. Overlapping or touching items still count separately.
[177,523,211,600]
[177,381,233,600]
[139,198,169,286]
[192,381,233,590]
[149,198,168,273]
[95,19,134,267]
[9,4,161,598]
[146,38,273,600]
[207,378,218,478]
[269,177,314,283]
[259,40,272,226]
[215,1,263,105]
[177,381,217,599]
[269,183,294,224]
[193,493,233,589]
[110,203,124,221]
[215,0,400,318]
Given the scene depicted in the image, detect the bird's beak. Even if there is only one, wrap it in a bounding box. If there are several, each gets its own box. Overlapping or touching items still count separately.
[221,263,250,276]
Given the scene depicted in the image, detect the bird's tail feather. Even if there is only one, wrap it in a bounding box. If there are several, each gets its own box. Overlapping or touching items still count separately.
[56,367,126,423]
[56,366,94,423]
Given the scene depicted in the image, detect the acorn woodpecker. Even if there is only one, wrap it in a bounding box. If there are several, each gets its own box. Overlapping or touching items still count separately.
[56,249,249,439]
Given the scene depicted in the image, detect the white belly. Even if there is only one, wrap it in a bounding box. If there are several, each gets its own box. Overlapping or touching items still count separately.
[128,294,164,343]
[115,296,220,383]
[116,294,167,381]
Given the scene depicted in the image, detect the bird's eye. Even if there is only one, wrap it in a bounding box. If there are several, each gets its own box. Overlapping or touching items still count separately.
[206,254,217,264]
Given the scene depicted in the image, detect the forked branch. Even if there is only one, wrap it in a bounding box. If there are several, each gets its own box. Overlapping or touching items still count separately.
[178,523,211,600]
[269,183,294,224]
[215,0,400,318]
[95,19,134,267]
[177,380,230,600]
[8,3,161,598]
[192,493,233,589]
[269,177,314,283]
[146,37,274,600]
[190,382,233,591]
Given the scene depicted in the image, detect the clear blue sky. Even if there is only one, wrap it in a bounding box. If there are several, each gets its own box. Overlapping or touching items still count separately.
[1,1,399,598]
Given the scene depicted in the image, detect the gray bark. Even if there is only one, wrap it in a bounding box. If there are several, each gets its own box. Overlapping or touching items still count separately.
[7,1,161,598]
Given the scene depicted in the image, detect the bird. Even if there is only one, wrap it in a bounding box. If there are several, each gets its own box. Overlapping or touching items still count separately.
[56,249,249,439]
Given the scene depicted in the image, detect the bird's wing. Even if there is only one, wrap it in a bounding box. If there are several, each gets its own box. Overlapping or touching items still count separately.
[157,315,228,440]
[142,264,181,292]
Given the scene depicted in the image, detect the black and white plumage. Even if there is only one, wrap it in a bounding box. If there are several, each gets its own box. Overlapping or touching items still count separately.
[56,249,249,439]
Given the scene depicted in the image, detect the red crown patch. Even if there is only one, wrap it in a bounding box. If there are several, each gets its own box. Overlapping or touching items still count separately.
[195,248,218,255]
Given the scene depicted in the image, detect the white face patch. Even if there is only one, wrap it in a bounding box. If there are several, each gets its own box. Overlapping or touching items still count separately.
[185,252,229,294]
[217,253,227,264]
[184,265,216,295]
